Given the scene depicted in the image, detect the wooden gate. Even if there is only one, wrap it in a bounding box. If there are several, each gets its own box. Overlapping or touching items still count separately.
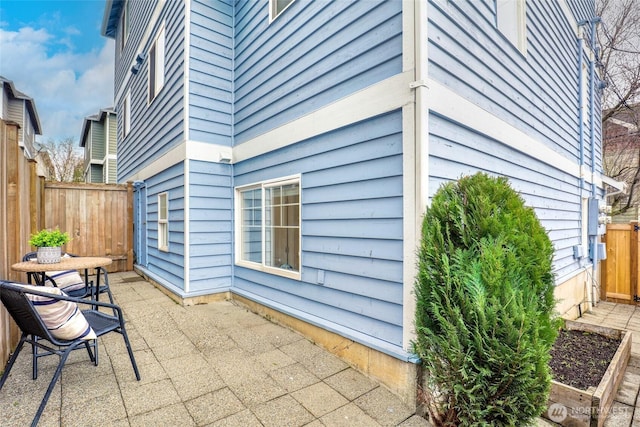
[602,223,640,304]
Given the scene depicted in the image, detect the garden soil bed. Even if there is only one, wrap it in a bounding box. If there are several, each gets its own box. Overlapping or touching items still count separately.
[544,320,631,427]
[550,329,621,390]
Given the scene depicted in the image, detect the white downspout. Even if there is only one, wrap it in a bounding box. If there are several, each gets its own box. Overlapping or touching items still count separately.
[183,0,191,293]
[402,0,429,353]
[415,0,429,212]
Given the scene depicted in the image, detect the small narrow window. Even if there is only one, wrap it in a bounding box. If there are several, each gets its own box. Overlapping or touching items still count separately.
[119,0,129,54]
[123,91,131,138]
[148,25,165,103]
[158,192,169,251]
[270,0,295,22]
[496,0,526,53]
[237,177,301,279]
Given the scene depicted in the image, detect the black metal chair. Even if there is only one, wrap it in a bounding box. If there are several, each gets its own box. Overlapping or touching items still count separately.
[0,281,140,426]
[22,251,114,304]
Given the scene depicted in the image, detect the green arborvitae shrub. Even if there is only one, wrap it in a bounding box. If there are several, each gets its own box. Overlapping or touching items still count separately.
[413,172,560,427]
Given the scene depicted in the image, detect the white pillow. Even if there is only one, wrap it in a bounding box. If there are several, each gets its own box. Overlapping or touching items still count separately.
[19,284,96,341]
[44,269,86,293]
[26,254,85,293]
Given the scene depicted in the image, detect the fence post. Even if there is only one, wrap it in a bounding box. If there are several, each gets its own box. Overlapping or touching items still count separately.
[633,221,640,304]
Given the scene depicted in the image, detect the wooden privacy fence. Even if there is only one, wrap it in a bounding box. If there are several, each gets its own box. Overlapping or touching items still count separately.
[1,121,39,374]
[2,117,134,366]
[43,182,134,273]
[602,222,640,304]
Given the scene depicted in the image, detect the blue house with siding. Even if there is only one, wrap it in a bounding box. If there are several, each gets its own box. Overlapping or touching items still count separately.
[101,0,616,405]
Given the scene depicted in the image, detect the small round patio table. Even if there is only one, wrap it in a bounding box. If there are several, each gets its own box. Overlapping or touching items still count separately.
[12,256,113,300]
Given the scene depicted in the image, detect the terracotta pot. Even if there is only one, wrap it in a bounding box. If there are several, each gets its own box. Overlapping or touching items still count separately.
[37,247,62,264]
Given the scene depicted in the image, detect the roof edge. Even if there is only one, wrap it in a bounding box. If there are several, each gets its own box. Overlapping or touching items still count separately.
[1,76,43,135]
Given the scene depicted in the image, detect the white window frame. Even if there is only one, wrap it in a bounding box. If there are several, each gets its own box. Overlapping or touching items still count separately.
[123,90,131,138]
[235,175,301,280]
[269,0,296,22]
[119,0,129,55]
[158,192,169,252]
[148,24,165,104]
[496,0,527,54]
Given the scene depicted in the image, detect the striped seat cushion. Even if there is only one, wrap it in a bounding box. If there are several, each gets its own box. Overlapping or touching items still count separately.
[20,284,96,341]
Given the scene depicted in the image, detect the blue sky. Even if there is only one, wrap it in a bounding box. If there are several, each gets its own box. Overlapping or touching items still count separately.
[0,0,115,143]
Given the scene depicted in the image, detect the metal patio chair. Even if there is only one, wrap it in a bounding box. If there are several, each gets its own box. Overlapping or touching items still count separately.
[0,281,140,427]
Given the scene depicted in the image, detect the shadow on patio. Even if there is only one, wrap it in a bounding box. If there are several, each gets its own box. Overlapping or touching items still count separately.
[0,272,430,426]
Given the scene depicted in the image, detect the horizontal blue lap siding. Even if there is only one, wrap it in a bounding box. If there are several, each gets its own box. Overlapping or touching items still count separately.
[234,111,404,347]
[117,0,185,182]
[114,0,157,94]
[233,0,402,144]
[428,113,582,280]
[189,0,234,145]
[146,162,186,290]
[428,0,582,163]
[189,160,233,293]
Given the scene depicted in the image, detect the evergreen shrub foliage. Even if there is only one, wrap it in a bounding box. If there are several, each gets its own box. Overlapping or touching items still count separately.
[413,173,560,426]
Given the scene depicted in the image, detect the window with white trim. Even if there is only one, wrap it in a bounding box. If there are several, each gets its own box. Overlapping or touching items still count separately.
[158,192,169,252]
[119,0,129,54]
[148,24,165,103]
[270,0,295,21]
[496,0,527,53]
[123,90,131,138]
[237,177,301,278]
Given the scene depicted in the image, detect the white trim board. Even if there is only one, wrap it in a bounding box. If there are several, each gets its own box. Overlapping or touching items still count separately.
[427,78,602,186]
[233,71,415,162]
[121,140,232,182]
[125,74,603,189]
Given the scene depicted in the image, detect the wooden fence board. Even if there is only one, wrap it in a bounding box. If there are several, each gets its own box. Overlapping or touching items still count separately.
[43,182,133,273]
[1,121,37,371]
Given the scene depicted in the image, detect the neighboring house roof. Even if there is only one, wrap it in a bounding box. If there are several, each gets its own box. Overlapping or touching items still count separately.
[0,75,43,135]
[603,103,639,210]
[609,117,639,132]
[80,107,115,147]
[101,0,123,38]
[604,104,640,130]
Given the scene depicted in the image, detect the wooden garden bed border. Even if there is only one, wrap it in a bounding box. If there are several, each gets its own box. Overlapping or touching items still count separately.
[544,319,631,427]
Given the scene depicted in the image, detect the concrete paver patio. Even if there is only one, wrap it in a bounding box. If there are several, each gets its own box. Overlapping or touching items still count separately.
[4,272,640,426]
[0,272,430,426]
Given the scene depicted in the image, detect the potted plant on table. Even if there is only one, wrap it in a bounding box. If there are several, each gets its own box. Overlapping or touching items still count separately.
[28,228,71,264]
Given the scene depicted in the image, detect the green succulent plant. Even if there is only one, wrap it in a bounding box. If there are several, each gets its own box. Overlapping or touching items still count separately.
[28,228,71,247]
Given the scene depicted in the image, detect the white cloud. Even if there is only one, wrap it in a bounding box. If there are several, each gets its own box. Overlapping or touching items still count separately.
[0,26,114,144]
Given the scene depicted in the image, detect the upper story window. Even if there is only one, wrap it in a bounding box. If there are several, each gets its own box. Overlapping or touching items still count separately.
[496,0,527,53]
[123,90,131,138]
[270,0,295,22]
[119,0,130,55]
[148,24,165,104]
[158,192,169,252]
[236,176,301,279]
